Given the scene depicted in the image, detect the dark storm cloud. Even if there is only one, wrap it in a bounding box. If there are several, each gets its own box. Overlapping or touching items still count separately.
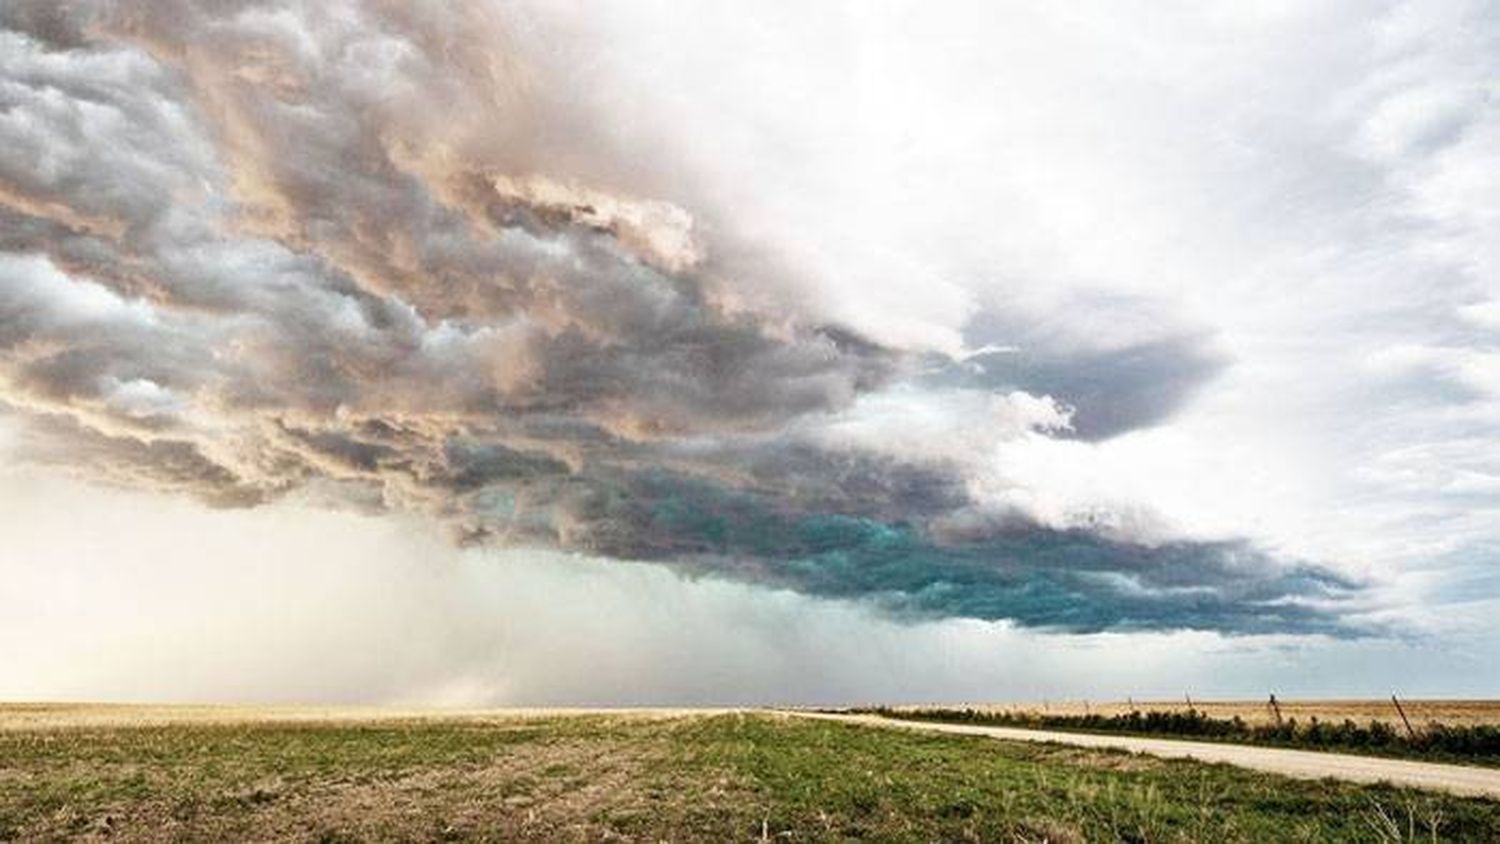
[559,471,1365,636]
[0,1,1367,635]
[941,307,1228,440]
[948,339,1223,441]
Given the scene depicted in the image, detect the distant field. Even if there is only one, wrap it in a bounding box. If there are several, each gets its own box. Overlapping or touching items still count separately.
[0,703,721,732]
[3,705,1500,841]
[913,699,1500,729]
[866,699,1500,767]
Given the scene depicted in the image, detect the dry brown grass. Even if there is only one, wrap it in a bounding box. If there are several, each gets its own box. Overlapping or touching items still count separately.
[0,703,734,732]
[0,709,754,841]
[5,706,1500,842]
[898,699,1500,729]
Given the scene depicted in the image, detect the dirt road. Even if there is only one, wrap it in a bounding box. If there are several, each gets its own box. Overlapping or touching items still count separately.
[790,711,1500,799]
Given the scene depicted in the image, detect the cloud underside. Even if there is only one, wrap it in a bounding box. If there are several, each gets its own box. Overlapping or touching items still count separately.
[0,1,1365,636]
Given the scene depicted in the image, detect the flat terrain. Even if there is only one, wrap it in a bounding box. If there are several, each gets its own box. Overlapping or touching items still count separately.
[0,704,725,732]
[3,705,1500,841]
[907,699,1500,729]
[799,711,1500,799]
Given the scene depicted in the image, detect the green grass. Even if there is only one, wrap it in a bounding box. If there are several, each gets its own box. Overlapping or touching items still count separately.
[853,706,1500,768]
[1,712,1497,841]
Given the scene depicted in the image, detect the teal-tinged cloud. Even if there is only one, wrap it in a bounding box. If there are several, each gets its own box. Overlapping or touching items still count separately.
[576,473,1365,636]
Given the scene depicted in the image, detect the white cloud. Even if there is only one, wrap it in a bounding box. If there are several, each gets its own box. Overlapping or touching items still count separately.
[494,1,1500,640]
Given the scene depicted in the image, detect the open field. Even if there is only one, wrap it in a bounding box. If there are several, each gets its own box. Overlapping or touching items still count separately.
[0,704,726,732]
[3,705,1500,841]
[855,701,1500,768]
[800,711,1500,799]
[888,699,1500,730]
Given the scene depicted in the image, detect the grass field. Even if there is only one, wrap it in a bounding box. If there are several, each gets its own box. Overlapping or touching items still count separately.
[3,706,1500,841]
[900,700,1500,730]
[857,701,1500,767]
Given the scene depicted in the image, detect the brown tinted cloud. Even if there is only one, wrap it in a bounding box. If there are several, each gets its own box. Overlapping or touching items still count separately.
[0,1,1364,634]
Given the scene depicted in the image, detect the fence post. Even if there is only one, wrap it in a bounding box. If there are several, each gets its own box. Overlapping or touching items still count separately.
[1392,694,1416,740]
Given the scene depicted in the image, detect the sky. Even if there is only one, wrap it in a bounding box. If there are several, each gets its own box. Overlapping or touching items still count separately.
[0,0,1497,704]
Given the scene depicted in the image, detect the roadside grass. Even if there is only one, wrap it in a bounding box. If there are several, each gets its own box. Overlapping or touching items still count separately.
[853,706,1500,768]
[893,700,1500,731]
[0,710,1497,841]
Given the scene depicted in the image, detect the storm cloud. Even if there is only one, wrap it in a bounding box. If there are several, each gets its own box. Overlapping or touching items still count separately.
[939,303,1228,441]
[0,1,1373,636]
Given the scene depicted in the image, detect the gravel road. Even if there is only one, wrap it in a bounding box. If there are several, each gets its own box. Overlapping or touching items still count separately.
[790,711,1500,799]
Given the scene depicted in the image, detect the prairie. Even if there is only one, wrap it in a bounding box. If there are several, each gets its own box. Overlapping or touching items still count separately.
[3,704,1500,841]
[860,699,1500,767]
[911,699,1500,730]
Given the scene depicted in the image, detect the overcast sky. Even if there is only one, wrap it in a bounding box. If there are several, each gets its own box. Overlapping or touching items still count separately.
[1,1,1496,704]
